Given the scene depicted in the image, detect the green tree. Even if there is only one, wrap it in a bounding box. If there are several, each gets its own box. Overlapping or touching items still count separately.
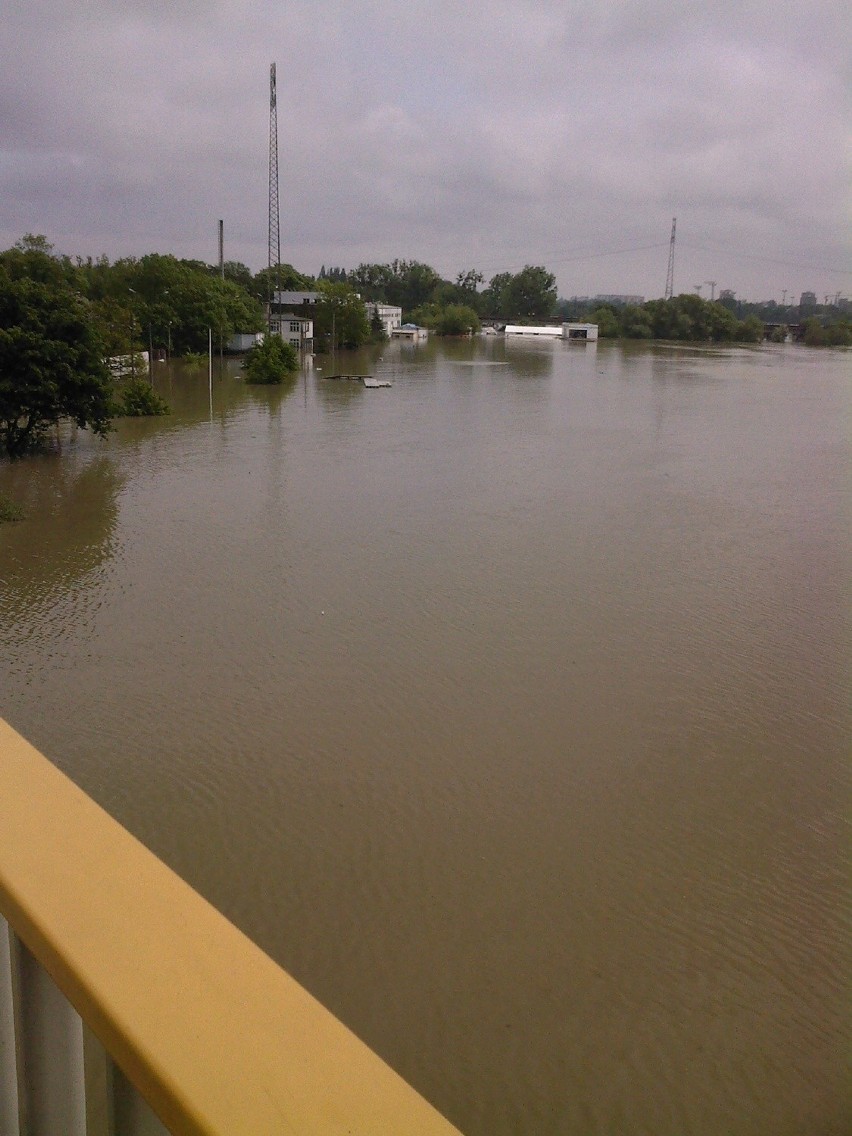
[348,262,393,301]
[315,282,371,349]
[369,309,388,343]
[348,260,442,312]
[619,304,652,339]
[222,261,254,291]
[243,336,298,384]
[591,306,619,338]
[735,315,764,343]
[117,377,170,416]
[480,272,513,318]
[75,252,264,357]
[432,304,481,335]
[252,264,314,303]
[480,267,557,320]
[0,269,113,458]
[0,234,80,289]
[503,266,557,320]
[455,269,484,298]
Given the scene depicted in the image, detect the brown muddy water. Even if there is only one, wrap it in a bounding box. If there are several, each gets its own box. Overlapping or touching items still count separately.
[0,338,848,1135]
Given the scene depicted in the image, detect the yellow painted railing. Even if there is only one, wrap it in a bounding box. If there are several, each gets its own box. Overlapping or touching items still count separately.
[0,718,463,1135]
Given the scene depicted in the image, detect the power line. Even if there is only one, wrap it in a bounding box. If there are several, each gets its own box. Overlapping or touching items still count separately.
[679,241,852,277]
[463,241,669,280]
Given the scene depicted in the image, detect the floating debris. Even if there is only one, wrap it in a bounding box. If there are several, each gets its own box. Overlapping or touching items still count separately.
[325,374,392,388]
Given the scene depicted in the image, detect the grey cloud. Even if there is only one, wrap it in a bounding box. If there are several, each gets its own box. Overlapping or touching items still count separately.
[0,0,848,298]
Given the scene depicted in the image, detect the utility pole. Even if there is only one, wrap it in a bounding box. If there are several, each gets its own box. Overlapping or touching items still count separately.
[267,63,280,334]
[664,217,676,300]
[781,289,787,306]
[218,220,225,366]
[693,284,702,295]
[705,280,716,301]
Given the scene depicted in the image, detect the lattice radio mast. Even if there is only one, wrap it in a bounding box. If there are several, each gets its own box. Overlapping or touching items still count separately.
[267,62,280,329]
[664,217,676,300]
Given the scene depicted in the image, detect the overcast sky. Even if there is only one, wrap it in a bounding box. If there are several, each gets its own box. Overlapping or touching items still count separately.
[2,1,849,301]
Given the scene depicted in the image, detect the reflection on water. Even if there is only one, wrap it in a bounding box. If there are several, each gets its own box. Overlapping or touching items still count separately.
[0,341,848,1136]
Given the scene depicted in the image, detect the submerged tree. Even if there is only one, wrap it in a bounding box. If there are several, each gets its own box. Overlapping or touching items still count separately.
[0,268,113,458]
[243,335,298,384]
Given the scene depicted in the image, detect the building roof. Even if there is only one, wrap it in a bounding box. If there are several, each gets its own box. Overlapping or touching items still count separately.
[272,291,321,305]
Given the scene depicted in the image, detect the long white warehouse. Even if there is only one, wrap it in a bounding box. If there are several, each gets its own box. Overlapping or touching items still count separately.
[504,323,599,341]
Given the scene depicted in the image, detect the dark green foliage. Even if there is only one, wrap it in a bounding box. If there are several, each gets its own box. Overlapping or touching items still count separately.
[737,315,765,343]
[369,310,388,342]
[243,336,298,384]
[803,317,852,346]
[591,307,620,338]
[318,265,348,284]
[431,304,481,335]
[642,296,760,343]
[348,260,443,312]
[252,264,314,302]
[74,250,264,357]
[480,266,557,321]
[315,282,371,349]
[0,266,113,459]
[118,378,170,416]
[619,304,653,339]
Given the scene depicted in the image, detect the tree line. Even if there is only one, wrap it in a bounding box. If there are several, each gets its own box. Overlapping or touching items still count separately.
[3,233,847,462]
[573,295,766,343]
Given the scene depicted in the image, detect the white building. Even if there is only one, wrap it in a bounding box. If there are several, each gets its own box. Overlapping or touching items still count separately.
[561,323,598,341]
[391,323,428,342]
[503,323,598,341]
[364,302,403,337]
[504,325,564,337]
[270,315,314,350]
[227,332,264,352]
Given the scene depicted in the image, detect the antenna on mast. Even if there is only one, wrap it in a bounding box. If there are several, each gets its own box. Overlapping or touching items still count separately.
[268,62,280,331]
[664,217,676,300]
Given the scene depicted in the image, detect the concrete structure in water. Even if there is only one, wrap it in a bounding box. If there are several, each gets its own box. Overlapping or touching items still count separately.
[503,323,598,341]
[392,323,428,342]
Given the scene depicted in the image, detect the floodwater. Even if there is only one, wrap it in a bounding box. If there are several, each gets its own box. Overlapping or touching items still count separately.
[1,338,848,1135]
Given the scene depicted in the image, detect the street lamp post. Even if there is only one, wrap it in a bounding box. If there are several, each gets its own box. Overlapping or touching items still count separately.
[128,288,137,379]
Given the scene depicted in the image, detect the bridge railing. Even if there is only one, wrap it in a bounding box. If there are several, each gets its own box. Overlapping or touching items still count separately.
[0,718,462,1136]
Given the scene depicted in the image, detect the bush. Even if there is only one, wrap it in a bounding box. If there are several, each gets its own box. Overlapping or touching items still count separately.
[433,304,480,336]
[591,307,619,338]
[243,336,298,383]
[118,378,170,416]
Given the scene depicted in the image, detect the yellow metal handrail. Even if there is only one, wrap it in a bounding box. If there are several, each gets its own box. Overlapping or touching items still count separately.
[0,718,462,1135]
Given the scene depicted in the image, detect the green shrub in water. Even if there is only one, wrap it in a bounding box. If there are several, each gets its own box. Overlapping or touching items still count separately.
[243,336,299,384]
[119,378,170,417]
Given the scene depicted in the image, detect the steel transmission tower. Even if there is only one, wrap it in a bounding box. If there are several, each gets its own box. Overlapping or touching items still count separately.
[664,218,676,299]
[267,62,280,328]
